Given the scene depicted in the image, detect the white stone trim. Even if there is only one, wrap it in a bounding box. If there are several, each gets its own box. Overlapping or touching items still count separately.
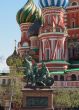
[68,28,79,30]
[38,32,64,38]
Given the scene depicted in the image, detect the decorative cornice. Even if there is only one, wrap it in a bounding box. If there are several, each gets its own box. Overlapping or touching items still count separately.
[66,5,79,10]
[38,32,65,38]
[42,7,65,16]
[67,28,79,30]
[18,46,30,49]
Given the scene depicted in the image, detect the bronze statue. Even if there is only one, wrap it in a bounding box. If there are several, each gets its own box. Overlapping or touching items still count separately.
[24,56,35,86]
[24,56,54,88]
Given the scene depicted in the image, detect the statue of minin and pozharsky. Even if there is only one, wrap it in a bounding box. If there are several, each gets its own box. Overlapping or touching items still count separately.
[23,55,54,88]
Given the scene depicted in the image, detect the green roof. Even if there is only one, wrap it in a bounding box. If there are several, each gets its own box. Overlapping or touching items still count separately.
[50,71,64,75]
[69,60,79,65]
[51,60,69,64]
[41,60,70,65]
[49,68,79,75]
[32,48,39,52]
[65,68,79,72]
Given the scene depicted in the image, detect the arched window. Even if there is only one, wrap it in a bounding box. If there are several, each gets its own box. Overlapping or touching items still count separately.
[45,40,50,60]
[22,42,29,47]
[46,49,50,60]
[48,16,51,24]
[68,45,75,59]
[54,75,58,81]
[60,75,64,81]
[71,74,77,81]
[71,20,75,28]
[71,2,78,6]
[2,79,6,85]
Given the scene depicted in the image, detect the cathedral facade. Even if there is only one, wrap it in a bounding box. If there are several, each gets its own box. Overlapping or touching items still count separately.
[16,0,79,88]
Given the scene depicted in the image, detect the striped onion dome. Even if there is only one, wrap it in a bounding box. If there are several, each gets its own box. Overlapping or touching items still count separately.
[39,0,69,8]
[16,0,42,25]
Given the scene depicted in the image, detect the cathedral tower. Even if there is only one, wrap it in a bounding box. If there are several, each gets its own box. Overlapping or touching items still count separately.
[38,0,69,71]
[16,0,41,57]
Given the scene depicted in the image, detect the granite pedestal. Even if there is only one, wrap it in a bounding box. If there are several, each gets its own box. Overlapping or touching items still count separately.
[22,88,54,110]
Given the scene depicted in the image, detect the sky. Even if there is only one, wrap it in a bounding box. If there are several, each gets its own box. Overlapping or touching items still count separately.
[0,0,39,72]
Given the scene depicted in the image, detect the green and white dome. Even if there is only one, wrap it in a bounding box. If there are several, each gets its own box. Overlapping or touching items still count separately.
[16,0,42,25]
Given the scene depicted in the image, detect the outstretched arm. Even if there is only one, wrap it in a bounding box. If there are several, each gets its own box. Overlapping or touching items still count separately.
[25,58,32,69]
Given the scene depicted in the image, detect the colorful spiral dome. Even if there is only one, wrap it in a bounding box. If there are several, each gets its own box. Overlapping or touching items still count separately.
[39,0,69,8]
[16,0,42,25]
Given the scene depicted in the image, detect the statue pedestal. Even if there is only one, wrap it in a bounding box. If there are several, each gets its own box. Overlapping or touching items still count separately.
[22,88,54,110]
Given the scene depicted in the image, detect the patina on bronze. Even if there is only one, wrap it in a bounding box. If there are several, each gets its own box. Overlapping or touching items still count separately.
[24,55,54,88]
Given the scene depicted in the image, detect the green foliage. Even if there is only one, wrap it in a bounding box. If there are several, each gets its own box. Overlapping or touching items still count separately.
[54,90,71,108]
[10,70,23,104]
[7,66,24,108]
[7,56,26,76]
[5,56,25,108]
[22,58,30,75]
[8,57,24,67]
[70,91,79,108]
[12,78,22,105]
[54,89,79,108]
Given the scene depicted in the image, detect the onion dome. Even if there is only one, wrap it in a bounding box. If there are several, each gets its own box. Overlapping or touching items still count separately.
[39,0,69,8]
[6,47,24,67]
[16,0,42,25]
